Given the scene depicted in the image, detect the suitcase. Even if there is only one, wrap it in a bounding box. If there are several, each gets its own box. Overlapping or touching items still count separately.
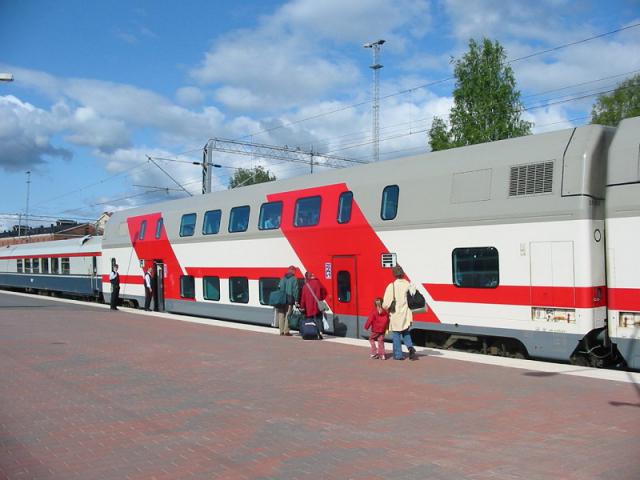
[300,320,320,340]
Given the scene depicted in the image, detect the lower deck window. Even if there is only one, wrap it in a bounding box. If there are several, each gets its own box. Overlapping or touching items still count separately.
[259,277,280,305]
[61,258,70,275]
[203,276,220,301]
[42,258,49,274]
[17,259,23,273]
[51,258,59,274]
[229,277,249,303]
[24,258,31,273]
[452,247,499,288]
[32,258,40,274]
[181,275,195,299]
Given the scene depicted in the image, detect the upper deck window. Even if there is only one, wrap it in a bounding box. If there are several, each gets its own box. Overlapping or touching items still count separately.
[180,213,197,237]
[155,218,163,239]
[229,206,250,233]
[139,220,147,240]
[337,191,353,224]
[294,196,321,227]
[381,185,399,220]
[203,210,222,235]
[258,201,282,230]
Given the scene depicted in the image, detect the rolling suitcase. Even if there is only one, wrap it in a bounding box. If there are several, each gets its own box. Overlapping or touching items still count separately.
[300,320,320,340]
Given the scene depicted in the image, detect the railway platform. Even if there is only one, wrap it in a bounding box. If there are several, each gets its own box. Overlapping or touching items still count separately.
[0,290,638,480]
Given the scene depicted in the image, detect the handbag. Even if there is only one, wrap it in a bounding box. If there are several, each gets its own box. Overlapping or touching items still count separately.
[268,289,287,307]
[322,314,330,332]
[288,306,303,330]
[407,287,426,312]
[388,281,396,313]
[305,282,328,312]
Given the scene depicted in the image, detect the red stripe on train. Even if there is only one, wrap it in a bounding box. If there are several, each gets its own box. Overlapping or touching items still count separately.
[424,284,607,308]
[101,274,144,284]
[608,288,640,311]
[185,267,301,279]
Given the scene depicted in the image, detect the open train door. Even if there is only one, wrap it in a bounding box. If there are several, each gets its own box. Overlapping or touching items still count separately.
[154,260,165,312]
[331,256,358,337]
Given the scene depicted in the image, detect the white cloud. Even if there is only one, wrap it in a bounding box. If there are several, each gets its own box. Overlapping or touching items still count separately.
[176,86,205,106]
[0,96,72,171]
[190,0,431,110]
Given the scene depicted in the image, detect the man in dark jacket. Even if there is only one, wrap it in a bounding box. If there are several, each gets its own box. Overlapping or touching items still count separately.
[276,266,299,336]
[109,264,120,310]
[299,271,327,338]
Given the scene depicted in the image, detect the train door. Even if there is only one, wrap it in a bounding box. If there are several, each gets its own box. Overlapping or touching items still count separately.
[91,256,99,297]
[154,260,165,312]
[331,256,358,337]
[530,241,575,309]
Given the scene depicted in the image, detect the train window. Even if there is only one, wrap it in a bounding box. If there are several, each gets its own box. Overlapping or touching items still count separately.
[203,276,220,301]
[42,258,49,274]
[203,210,222,235]
[452,247,499,288]
[258,202,282,230]
[17,259,23,273]
[180,275,195,299]
[155,218,163,239]
[381,185,399,220]
[139,220,147,240]
[337,271,351,302]
[51,258,59,274]
[229,277,249,303]
[229,206,250,233]
[61,258,70,275]
[180,213,197,237]
[24,258,31,273]
[337,191,353,224]
[32,258,40,274]
[294,196,321,227]
[259,277,280,305]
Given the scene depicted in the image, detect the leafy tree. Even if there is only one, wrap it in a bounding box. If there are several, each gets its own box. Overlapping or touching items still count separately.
[429,38,532,151]
[591,74,640,126]
[228,166,276,189]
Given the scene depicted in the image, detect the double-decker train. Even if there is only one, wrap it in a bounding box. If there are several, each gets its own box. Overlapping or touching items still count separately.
[1,117,639,369]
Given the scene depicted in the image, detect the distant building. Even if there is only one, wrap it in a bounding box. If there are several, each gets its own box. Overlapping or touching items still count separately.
[0,216,109,247]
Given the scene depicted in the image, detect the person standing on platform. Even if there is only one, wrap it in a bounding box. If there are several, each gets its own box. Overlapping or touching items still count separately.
[364,297,389,359]
[109,264,120,311]
[382,265,417,360]
[143,266,154,311]
[299,271,327,339]
[276,266,299,336]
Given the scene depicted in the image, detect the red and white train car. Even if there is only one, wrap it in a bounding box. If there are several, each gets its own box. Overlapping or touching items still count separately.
[101,117,640,369]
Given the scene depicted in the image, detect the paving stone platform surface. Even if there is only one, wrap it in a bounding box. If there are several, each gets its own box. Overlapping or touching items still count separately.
[0,291,638,480]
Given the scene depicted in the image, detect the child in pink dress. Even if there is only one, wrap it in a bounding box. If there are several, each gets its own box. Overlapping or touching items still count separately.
[364,298,389,360]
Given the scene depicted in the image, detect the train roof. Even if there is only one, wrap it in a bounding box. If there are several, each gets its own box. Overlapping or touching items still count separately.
[0,236,103,257]
[104,119,635,245]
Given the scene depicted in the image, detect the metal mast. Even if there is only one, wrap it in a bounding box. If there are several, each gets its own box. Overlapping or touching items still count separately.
[364,39,385,162]
[25,170,31,240]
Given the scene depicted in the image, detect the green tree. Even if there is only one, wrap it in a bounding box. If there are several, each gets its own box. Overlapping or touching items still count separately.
[228,166,276,189]
[591,74,640,126]
[429,38,532,151]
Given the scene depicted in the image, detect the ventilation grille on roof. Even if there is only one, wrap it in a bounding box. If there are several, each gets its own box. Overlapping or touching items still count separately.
[509,161,554,197]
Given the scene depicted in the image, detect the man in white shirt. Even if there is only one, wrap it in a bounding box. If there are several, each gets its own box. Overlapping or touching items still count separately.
[109,264,120,310]
[143,267,154,311]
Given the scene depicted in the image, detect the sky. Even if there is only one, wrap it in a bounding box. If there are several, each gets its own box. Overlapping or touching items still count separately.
[1,0,639,231]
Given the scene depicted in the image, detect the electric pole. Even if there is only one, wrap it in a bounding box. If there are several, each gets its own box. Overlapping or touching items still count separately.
[25,170,31,240]
[364,39,385,162]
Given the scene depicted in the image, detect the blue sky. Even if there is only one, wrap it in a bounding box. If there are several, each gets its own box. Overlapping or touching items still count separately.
[1,0,639,231]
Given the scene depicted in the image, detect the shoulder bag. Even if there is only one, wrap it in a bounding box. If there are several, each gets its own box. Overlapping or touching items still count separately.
[305,282,329,312]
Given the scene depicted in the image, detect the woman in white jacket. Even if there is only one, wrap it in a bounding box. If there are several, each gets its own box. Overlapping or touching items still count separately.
[382,265,417,360]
